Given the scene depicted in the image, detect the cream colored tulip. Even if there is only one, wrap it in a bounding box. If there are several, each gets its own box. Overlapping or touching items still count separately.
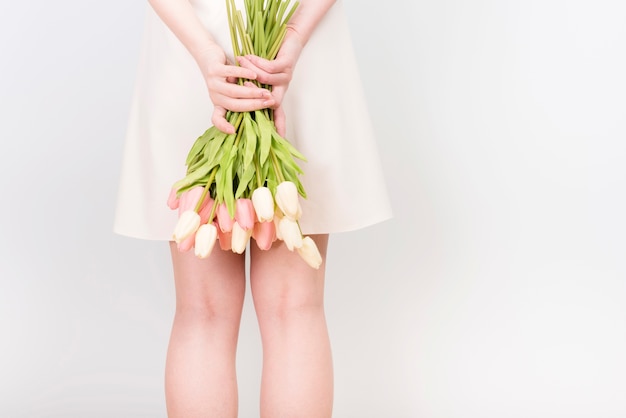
[194,223,218,259]
[252,187,275,222]
[231,221,252,254]
[297,236,323,269]
[173,210,201,243]
[278,217,303,251]
[275,181,300,220]
[274,210,283,241]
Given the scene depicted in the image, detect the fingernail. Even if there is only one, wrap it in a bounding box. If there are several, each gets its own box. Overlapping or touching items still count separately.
[263,100,274,106]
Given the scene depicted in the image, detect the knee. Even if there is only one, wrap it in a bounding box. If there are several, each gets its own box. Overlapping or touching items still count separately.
[253,281,325,321]
[175,293,244,324]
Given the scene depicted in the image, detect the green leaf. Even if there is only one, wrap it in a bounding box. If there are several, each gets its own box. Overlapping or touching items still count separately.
[243,114,257,169]
[273,131,307,161]
[235,163,255,198]
[256,110,273,164]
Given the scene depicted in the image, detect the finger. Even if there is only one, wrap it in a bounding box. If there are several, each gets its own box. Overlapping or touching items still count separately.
[274,106,286,137]
[219,65,258,81]
[271,84,287,107]
[237,56,291,85]
[212,82,272,100]
[213,94,276,113]
[212,106,235,134]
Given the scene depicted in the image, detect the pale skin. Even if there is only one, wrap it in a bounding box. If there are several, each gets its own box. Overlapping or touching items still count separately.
[146,0,337,416]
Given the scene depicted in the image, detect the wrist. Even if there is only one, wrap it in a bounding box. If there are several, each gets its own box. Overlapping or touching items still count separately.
[286,24,307,48]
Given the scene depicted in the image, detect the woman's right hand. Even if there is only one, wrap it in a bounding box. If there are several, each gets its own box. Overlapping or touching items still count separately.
[197,45,276,134]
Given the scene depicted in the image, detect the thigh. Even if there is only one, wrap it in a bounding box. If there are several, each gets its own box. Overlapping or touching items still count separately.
[169,242,246,316]
[249,234,329,313]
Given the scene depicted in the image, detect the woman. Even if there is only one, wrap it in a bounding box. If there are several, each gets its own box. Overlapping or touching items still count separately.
[114,0,392,416]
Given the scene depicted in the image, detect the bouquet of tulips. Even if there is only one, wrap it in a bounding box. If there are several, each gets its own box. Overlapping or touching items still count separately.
[167,0,322,269]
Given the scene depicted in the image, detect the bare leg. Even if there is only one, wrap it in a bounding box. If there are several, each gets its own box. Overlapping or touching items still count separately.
[165,242,246,418]
[250,234,333,418]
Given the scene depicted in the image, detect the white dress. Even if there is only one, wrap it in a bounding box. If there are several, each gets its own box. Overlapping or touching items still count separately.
[114,0,392,240]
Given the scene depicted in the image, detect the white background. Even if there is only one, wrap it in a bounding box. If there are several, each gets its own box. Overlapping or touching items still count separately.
[1,0,626,417]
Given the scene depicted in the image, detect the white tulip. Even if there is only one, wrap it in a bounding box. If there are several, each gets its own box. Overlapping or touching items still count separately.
[274,210,283,240]
[231,221,252,254]
[297,236,323,269]
[278,217,303,251]
[275,181,300,220]
[194,223,218,259]
[252,187,275,222]
[173,210,201,243]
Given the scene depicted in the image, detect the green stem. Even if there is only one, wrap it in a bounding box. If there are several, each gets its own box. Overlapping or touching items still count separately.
[269,148,285,183]
[195,167,218,212]
[207,198,219,223]
[254,157,263,188]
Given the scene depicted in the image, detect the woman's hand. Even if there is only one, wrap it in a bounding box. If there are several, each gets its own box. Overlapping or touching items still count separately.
[198,45,276,134]
[236,29,304,136]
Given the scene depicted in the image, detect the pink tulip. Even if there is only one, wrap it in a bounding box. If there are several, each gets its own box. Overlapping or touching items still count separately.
[217,227,232,251]
[231,222,252,254]
[235,198,256,230]
[216,203,235,233]
[253,221,276,251]
[178,186,206,215]
[177,234,195,252]
[198,198,216,224]
[167,187,180,210]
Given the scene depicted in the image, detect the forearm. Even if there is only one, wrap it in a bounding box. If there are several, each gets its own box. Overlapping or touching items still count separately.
[287,0,337,46]
[147,0,219,64]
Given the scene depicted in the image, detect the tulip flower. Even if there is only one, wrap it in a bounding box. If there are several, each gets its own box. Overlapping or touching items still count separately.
[167,187,180,210]
[297,236,323,269]
[178,186,206,215]
[235,198,256,230]
[216,203,235,233]
[198,198,216,224]
[251,187,274,222]
[278,217,303,251]
[275,181,300,221]
[194,223,218,258]
[253,221,276,250]
[231,221,252,254]
[177,234,195,252]
[217,227,232,251]
[173,210,201,243]
[273,209,283,240]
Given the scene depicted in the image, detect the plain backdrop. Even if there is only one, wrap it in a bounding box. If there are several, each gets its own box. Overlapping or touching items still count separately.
[1,0,625,417]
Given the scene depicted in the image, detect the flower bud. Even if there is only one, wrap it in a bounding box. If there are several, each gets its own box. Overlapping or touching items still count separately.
[252,187,275,222]
[278,217,303,251]
[253,221,276,251]
[178,186,206,215]
[194,223,218,259]
[198,198,216,224]
[216,203,235,233]
[297,236,323,269]
[217,228,232,251]
[231,221,252,254]
[275,181,300,220]
[177,235,195,252]
[173,210,201,243]
[167,187,180,210]
[235,198,256,230]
